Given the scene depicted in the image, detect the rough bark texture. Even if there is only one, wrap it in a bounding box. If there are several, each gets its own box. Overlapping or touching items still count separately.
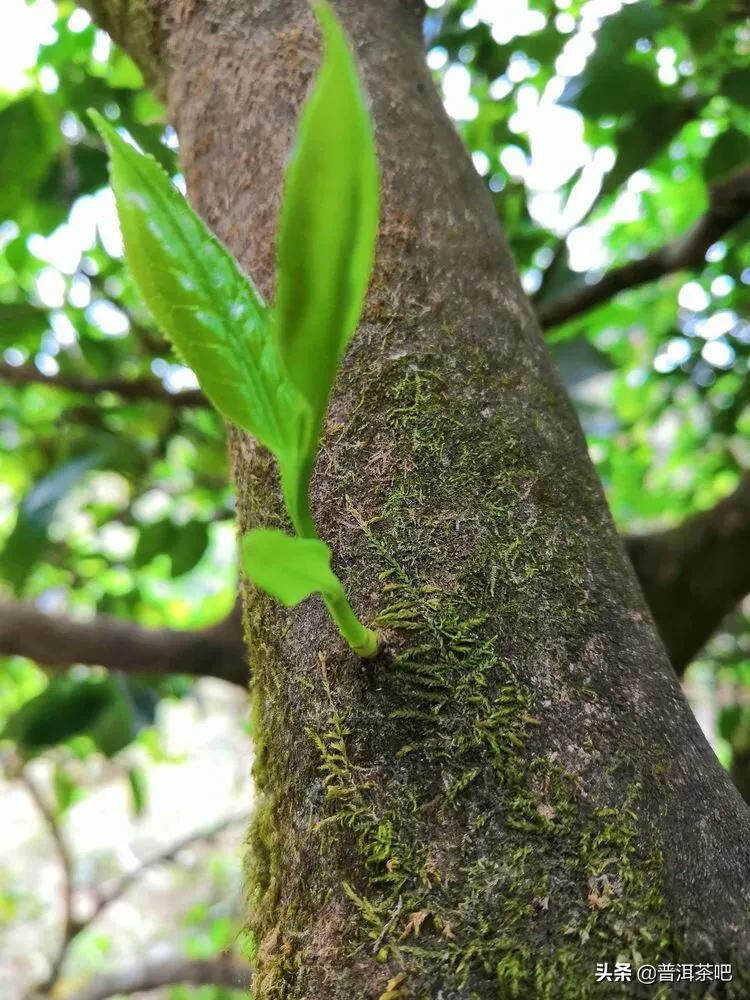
[84,1,750,996]
[3,478,748,686]
[4,476,750,691]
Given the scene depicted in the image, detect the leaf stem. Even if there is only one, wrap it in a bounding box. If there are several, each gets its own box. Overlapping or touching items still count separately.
[325,589,379,658]
[282,463,318,540]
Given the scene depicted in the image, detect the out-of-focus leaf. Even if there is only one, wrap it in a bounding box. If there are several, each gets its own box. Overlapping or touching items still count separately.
[127,766,148,816]
[0,304,49,345]
[680,0,732,54]
[0,659,46,730]
[0,95,59,221]
[170,520,209,577]
[209,916,234,950]
[593,0,666,55]
[721,68,750,108]
[53,764,82,815]
[134,518,176,567]
[1,674,135,759]
[0,451,102,593]
[0,891,18,925]
[106,50,144,89]
[704,128,748,182]
[566,63,661,119]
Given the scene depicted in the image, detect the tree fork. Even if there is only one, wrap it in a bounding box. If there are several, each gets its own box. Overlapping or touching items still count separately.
[81,1,750,996]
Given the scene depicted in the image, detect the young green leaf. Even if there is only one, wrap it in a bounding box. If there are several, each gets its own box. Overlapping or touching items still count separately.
[90,4,382,661]
[242,527,379,656]
[88,109,304,458]
[274,0,379,451]
[242,528,340,607]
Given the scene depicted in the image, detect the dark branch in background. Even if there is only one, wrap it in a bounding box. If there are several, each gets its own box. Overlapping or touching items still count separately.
[3,473,750,685]
[44,956,249,1000]
[0,599,247,687]
[0,360,207,409]
[18,792,250,1000]
[626,471,750,675]
[532,95,707,307]
[21,771,80,992]
[88,811,249,923]
[538,164,750,329]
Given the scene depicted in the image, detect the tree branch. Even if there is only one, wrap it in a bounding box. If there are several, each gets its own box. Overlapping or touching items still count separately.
[50,956,249,1000]
[0,599,248,688]
[538,164,750,329]
[88,811,250,923]
[3,471,748,689]
[0,360,207,408]
[18,797,251,999]
[22,771,80,992]
[626,472,750,675]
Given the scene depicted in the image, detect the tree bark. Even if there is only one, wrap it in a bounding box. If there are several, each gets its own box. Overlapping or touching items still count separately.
[81,1,750,996]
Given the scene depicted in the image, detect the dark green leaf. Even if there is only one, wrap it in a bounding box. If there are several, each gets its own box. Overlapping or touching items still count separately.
[564,64,661,119]
[722,68,750,108]
[0,451,102,593]
[601,99,698,198]
[2,674,135,759]
[170,520,209,576]
[0,303,49,345]
[704,128,748,182]
[134,518,176,567]
[0,96,59,221]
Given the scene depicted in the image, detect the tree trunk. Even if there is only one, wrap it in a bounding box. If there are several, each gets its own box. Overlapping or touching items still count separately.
[83,1,750,995]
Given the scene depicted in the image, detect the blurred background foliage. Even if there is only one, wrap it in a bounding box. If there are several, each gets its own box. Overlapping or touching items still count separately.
[0,0,748,996]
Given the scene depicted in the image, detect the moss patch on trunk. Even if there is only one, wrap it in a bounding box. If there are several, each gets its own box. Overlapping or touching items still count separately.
[245,347,680,997]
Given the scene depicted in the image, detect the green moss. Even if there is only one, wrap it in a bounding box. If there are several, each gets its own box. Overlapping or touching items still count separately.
[244,351,677,996]
[305,580,671,995]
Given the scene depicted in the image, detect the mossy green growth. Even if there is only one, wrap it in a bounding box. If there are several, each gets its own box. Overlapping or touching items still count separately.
[246,350,677,997]
[305,572,672,996]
